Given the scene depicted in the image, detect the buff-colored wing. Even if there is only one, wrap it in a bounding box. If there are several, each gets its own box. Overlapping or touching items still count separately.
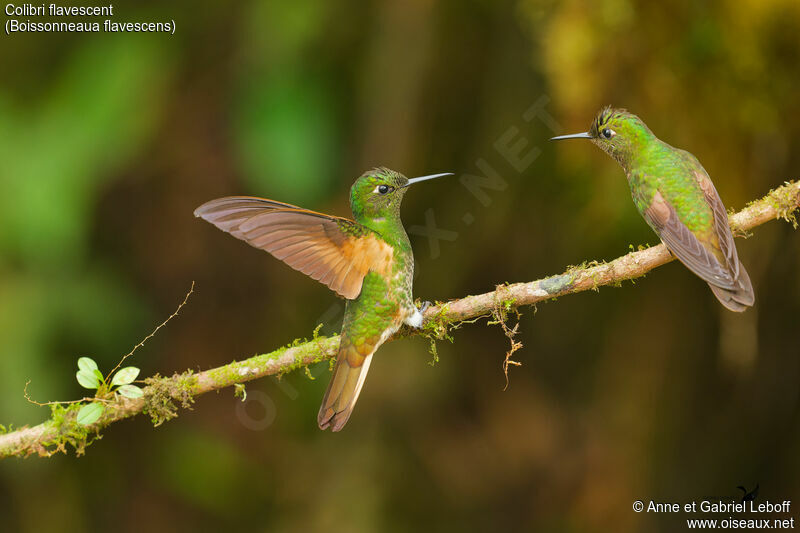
[194,197,394,299]
[691,168,740,279]
[643,189,738,290]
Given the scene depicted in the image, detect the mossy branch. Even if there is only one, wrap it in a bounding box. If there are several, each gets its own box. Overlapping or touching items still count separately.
[1,180,798,459]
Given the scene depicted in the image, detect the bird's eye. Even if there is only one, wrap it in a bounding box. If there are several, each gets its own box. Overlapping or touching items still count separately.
[375,184,392,195]
[602,128,616,139]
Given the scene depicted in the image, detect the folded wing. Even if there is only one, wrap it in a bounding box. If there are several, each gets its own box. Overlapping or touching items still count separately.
[643,189,738,290]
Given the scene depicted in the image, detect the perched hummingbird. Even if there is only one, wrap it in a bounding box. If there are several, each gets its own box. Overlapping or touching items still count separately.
[552,107,754,311]
[194,168,451,431]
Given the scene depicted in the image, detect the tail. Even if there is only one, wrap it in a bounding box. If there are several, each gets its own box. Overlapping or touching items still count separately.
[317,339,377,432]
[708,263,755,312]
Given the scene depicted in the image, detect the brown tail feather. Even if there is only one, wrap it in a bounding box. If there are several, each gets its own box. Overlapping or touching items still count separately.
[317,343,375,432]
[708,263,754,312]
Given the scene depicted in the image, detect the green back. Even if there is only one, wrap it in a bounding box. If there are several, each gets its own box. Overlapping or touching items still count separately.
[589,108,715,236]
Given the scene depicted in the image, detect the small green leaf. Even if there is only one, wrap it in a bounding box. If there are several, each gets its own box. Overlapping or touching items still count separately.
[76,370,101,389]
[111,367,140,386]
[117,384,143,399]
[93,369,105,382]
[76,402,104,425]
[77,357,98,373]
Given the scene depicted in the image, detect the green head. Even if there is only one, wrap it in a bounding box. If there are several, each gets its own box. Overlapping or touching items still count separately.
[349,167,451,224]
[551,107,655,169]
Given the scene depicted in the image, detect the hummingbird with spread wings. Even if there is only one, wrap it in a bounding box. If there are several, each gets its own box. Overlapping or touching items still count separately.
[552,107,754,311]
[195,168,451,431]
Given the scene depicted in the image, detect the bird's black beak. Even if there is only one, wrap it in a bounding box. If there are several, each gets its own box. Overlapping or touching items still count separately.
[404,172,453,187]
[550,132,593,141]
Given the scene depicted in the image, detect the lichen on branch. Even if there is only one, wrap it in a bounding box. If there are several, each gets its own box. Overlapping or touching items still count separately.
[1,180,798,460]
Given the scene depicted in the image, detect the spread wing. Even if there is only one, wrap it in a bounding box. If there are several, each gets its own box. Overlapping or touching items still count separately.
[194,197,394,299]
[643,189,738,290]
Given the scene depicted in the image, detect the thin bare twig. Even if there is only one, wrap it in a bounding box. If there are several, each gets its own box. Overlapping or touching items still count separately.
[107,281,195,378]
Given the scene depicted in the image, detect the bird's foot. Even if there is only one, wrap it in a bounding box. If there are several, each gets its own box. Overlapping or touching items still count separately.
[405,301,431,329]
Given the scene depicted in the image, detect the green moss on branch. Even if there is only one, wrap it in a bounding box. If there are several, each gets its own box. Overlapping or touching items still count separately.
[1,180,798,460]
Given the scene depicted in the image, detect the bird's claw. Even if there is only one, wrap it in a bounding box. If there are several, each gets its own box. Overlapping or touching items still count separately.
[405,301,432,329]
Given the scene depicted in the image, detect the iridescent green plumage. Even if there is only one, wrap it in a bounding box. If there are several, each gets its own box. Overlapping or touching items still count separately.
[317,169,421,431]
[553,107,754,311]
[194,168,451,431]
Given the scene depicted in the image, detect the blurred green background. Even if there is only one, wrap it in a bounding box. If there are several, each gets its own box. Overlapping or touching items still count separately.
[1,0,799,531]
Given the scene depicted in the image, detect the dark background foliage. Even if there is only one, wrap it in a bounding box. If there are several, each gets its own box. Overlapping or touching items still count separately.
[1,0,799,531]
